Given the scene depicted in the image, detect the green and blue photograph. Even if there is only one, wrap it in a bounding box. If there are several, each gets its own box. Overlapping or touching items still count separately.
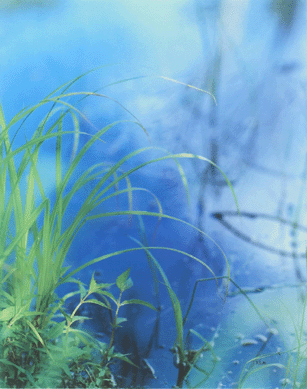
[0,0,306,388]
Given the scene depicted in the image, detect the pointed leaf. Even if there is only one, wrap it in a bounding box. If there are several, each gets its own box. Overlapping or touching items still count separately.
[84,299,110,310]
[89,272,98,293]
[112,353,138,367]
[71,315,91,324]
[121,299,157,311]
[116,268,131,291]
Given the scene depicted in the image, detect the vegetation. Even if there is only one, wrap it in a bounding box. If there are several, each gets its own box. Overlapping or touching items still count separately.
[1,70,306,388]
[0,71,239,388]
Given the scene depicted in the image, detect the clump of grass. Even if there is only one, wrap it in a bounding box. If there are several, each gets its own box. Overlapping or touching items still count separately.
[0,70,239,387]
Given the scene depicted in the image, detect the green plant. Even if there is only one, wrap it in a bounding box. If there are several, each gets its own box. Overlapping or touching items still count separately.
[130,215,223,388]
[0,70,238,387]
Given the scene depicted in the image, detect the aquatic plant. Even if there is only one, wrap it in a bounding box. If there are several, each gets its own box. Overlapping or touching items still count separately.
[0,70,240,387]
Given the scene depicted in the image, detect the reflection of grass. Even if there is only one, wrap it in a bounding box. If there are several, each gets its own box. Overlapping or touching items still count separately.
[0,71,240,387]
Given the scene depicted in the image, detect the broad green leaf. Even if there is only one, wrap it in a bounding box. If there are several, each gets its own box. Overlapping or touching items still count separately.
[89,273,98,293]
[116,268,131,291]
[115,317,127,326]
[0,306,15,321]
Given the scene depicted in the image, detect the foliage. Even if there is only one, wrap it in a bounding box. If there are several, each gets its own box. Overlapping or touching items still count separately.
[0,268,154,388]
[0,71,239,387]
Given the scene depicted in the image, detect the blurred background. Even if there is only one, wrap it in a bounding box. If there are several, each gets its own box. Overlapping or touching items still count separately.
[1,0,307,387]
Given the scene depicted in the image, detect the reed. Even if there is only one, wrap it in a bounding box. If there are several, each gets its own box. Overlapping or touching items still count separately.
[0,70,238,387]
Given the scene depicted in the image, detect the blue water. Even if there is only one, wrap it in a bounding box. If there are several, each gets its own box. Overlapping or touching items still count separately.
[1,0,307,387]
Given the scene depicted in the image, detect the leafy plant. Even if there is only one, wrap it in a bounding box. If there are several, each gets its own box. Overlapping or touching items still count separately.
[0,70,238,387]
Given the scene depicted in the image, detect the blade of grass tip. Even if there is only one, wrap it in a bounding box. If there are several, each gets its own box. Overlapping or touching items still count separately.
[158,76,217,105]
[99,75,148,90]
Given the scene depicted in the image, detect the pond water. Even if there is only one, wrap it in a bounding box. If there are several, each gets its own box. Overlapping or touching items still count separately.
[1,0,307,388]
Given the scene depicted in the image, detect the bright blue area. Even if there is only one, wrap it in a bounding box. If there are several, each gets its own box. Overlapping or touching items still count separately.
[1,1,305,387]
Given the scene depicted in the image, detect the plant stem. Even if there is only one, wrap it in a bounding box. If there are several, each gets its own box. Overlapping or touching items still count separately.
[102,290,123,366]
